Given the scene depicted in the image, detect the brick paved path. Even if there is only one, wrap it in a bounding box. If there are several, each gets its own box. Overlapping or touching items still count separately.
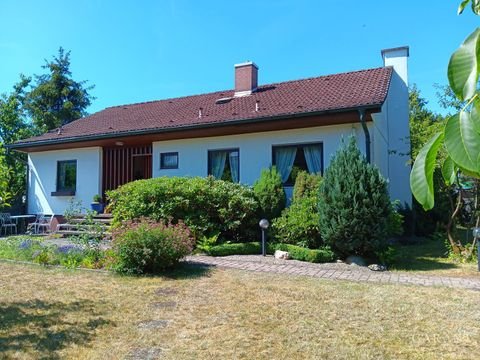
[186,255,480,291]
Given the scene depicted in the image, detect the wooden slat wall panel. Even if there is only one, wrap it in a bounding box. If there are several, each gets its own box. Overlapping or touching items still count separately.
[102,144,152,194]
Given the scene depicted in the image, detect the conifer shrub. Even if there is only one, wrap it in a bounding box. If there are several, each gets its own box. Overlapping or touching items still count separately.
[107,176,258,242]
[292,171,322,201]
[318,137,391,257]
[253,166,286,221]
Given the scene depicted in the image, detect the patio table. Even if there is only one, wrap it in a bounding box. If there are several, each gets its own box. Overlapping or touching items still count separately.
[10,215,36,234]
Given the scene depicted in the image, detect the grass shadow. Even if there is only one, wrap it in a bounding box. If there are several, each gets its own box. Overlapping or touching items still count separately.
[0,299,113,359]
[161,262,213,280]
[391,237,459,272]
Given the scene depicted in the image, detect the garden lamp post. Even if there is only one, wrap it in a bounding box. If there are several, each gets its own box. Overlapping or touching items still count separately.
[259,219,269,256]
[473,227,480,272]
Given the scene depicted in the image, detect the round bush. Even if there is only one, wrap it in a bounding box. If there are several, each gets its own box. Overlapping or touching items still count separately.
[107,176,259,242]
[318,137,391,257]
[112,218,195,274]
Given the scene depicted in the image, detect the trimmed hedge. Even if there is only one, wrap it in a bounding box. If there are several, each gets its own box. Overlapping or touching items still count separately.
[207,242,263,256]
[204,242,335,263]
[274,244,335,263]
[107,176,259,242]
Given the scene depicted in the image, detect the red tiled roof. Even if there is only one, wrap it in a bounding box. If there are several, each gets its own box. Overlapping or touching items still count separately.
[15,66,392,146]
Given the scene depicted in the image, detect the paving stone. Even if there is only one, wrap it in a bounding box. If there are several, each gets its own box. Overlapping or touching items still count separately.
[126,347,162,360]
[185,255,480,290]
[151,301,177,309]
[155,288,178,296]
[137,320,170,330]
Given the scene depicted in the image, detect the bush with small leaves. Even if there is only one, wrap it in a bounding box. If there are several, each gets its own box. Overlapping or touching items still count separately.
[107,176,259,242]
[272,171,322,248]
[112,218,195,274]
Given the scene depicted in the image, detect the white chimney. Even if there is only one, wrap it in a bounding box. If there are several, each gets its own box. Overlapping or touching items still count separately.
[379,46,411,206]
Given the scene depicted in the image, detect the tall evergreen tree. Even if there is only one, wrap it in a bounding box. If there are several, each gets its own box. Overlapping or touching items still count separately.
[318,137,391,257]
[24,47,95,131]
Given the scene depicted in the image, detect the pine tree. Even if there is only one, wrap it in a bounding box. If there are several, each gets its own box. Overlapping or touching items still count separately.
[318,136,391,257]
[24,47,95,131]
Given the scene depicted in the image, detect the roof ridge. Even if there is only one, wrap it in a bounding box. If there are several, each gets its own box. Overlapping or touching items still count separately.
[105,66,390,110]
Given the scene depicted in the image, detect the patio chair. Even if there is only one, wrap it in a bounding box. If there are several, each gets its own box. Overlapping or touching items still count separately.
[27,214,54,234]
[0,213,17,236]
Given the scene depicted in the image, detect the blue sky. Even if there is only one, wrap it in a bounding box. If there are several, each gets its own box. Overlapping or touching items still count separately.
[1,0,478,115]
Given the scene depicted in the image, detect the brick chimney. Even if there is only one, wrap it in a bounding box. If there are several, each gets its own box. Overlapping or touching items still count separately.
[234,61,258,97]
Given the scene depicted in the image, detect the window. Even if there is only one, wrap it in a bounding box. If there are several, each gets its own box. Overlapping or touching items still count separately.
[53,160,77,196]
[272,143,323,185]
[160,152,178,169]
[208,149,239,182]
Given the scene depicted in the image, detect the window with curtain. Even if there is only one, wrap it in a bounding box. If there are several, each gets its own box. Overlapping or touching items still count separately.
[272,143,323,185]
[160,152,178,169]
[208,149,239,182]
[56,160,77,194]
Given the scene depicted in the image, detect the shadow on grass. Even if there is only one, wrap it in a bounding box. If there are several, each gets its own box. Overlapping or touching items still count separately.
[0,299,113,359]
[390,237,459,272]
[161,262,213,280]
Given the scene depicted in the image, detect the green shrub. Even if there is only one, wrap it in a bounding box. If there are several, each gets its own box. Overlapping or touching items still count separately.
[107,176,259,242]
[272,196,321,248]
[292,171,322,201]
[207,242,263,256]
[204,242,335,263]
[318,137,391,257]
[274,243,335,263]
[112,218,195,274]
[272,171,322,248]
[253,167,286,220]
[387,202,404,238]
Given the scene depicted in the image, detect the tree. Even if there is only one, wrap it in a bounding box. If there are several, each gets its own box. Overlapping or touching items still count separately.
[408,86,451,235]
[0,147,11,209]
[24,47,95,131]
[434,83,464,114]
[411,0,480,257]
[409,85,445,159]
[0,77,34,207]
[318,136,391,257]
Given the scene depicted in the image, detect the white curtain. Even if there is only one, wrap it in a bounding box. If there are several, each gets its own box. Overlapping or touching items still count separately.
[303,145,322,174]
[275,147,297,182]
[229,151,239,183]
[210,151,227,179]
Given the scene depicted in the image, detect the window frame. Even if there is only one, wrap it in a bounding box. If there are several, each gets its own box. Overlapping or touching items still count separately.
[160,152,179,169]
[272,142,323,185]
[52,159,77,196]
[207,148,240,183]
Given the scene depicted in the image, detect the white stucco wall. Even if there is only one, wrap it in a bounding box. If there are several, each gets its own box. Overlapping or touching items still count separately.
[381,47,412,206]
[28,147,102,215]
[152,123,366,186]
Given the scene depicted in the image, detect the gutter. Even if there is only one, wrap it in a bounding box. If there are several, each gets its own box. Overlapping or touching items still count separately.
[358,108,371,163]
[7,104,382,151]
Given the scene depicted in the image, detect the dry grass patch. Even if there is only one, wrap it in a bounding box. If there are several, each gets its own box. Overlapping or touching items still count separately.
[0,261,479,359]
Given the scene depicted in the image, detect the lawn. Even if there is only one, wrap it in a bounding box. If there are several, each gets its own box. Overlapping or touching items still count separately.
[1,261,479,359]
[390,236,478,277]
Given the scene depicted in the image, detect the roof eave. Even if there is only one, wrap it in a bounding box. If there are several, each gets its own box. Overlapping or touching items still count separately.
[8,104,383,151]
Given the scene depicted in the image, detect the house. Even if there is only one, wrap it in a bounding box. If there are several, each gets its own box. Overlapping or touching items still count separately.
[10,46,411,216]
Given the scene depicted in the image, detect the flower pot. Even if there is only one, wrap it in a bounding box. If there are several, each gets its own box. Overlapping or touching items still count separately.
[91,202,104,214]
